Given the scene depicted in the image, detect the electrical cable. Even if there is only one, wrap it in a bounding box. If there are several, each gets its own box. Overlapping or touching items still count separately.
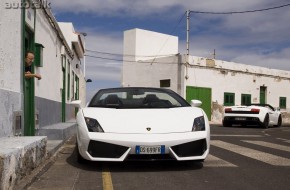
[85,54,179,64]
[189,3,290,14]
[85,49,177,57]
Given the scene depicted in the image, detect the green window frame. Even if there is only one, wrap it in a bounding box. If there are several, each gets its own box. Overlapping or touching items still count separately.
[72,72,75,100]
[34,43,44,67]
[75,76,79,100]
[224,92,235,106]
[67,60,70,100]
[279,97,286,109]
[241,94,251,106]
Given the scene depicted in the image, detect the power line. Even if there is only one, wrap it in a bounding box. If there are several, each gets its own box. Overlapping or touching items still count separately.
[189,3,290,14]
[85,54,179,64]
[85,49,177,57]
[149,12,186,64]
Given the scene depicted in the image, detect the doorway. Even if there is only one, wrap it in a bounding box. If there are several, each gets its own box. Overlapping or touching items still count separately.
[24,27,35,136]
[260,86,267,104]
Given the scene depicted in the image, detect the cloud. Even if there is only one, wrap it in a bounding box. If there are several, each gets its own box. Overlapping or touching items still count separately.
[51,0,280,17]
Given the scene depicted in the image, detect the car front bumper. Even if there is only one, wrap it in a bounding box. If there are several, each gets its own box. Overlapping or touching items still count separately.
[77,131,210,162]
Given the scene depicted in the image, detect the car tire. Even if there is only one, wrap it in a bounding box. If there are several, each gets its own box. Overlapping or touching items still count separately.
[261,114,269,128]
[222,120,232,127]
[274,115,282,127]
[76,142,87,164]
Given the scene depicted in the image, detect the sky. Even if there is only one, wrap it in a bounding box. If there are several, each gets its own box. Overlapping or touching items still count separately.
[50,0,290,101]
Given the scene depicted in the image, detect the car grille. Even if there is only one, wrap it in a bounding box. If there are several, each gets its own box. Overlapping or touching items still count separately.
[171,139,207,157]
[88,140,129,158]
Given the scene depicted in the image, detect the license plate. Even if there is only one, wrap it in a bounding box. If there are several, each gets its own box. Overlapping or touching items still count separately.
[235,117,246,121]
[136,145,165,154]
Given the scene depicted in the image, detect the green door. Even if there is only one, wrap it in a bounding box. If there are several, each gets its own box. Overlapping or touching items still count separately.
[186,86,212,120]
[260,86,267,104]
[61,56,66,122]
[24,28,35,136]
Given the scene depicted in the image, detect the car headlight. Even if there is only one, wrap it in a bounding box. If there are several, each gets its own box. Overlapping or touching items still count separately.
[84,117,104,132]
[192,116,205,131]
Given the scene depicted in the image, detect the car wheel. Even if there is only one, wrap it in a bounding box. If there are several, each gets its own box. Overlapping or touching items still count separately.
[274,115,282,127]
[222,120,232,127]
[76,142,86,164]
[261,114,269,128]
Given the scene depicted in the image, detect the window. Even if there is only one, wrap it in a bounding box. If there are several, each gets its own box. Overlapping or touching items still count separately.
[34,43,44,67]
[279,97,286,109]
[75,76,79,100]
[224,92,235,106]
[241,94,251,106]
[160,79,171,88]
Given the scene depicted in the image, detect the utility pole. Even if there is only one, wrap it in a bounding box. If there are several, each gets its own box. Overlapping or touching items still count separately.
[185,10,190,80]
[186,10,190,62]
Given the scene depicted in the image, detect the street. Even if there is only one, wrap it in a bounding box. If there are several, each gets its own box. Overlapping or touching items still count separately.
[25,125,290,190]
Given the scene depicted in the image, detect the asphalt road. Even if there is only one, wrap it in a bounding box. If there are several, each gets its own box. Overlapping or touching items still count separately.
[25,125,290,190]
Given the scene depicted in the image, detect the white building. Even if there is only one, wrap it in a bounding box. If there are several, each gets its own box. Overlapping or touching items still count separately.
[0,0,86,137]
[122,28,290,123]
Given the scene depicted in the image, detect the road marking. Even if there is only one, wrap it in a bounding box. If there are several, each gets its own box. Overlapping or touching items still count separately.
[276,138,288,141]
[102,165,114,190]
[211,135,263,137]
[276,138,290,143]
[243,141,290,153]
[211,140,290,166]
[204,154,237,167]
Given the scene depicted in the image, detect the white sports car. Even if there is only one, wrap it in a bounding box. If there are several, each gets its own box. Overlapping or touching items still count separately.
[71,87,210,163]
[223,104,282,128]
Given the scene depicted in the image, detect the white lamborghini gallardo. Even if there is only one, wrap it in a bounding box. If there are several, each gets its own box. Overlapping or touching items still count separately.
[223,104,282,128]
[71,87,210,163]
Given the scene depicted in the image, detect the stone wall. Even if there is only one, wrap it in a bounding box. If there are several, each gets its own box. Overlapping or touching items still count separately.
[0,136,47,190]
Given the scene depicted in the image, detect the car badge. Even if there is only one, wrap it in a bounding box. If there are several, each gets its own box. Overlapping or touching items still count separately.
[146,127,151,131]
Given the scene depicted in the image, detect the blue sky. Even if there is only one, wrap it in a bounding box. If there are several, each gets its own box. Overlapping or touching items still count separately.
[50,0,290,101]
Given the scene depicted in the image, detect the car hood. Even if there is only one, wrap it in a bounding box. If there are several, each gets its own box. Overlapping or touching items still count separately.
[81,107,204,134]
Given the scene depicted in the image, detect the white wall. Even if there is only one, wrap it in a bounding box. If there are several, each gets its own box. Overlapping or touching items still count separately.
[34,9,63,102]
[0,0,22,137]
[0,0,22,92]
[122,55,180,92]
[124,28,178,62]
[123,29,180,92]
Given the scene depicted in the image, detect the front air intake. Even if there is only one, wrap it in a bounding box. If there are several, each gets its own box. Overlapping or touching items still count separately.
[171,139,207,157]
[88,140,129,158]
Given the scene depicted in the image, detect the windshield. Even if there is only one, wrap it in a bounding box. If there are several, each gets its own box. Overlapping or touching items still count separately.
[88,88,190,109]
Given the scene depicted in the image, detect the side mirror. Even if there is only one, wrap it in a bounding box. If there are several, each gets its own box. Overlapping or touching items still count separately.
[190,100,202,107]
[276,107,280,111]
[70,100,82,108]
